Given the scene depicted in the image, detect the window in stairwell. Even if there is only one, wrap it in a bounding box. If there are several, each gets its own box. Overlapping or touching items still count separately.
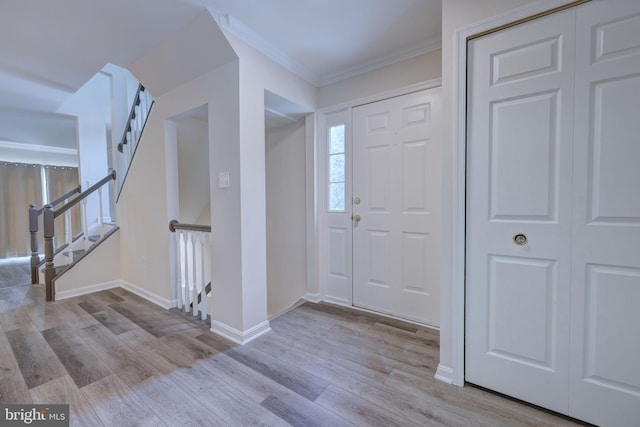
[328,124,346,211]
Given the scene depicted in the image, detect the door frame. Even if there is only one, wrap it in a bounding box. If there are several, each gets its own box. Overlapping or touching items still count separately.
[449,0,590,386]
[316,78,442,307]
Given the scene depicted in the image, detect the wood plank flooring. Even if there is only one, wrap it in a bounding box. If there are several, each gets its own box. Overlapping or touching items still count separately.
[0,284,587,426]
[0,258,31,289]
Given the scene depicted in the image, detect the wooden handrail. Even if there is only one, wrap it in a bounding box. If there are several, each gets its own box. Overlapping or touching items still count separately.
[48,185,82,211]
[29,184,81,283]
[54,169,115,218]
[169,220,211,233]
[117,84,145,153]
[41,169,116,300]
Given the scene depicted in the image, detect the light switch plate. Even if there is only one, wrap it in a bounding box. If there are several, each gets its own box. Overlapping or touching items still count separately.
[219,171,230,188]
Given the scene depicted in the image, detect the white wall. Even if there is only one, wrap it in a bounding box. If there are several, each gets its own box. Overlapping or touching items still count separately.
[117,61,240,312]
[177,116,210,224]
[266,119,307,316]
[318,50,442,108]
[57,72,112,224]
[222,31,316,335]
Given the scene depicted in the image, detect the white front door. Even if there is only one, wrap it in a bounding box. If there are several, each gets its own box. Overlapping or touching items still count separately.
[466,1,640,425]
[352,89,441,326]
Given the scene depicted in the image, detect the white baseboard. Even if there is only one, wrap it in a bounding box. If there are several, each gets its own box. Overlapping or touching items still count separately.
[210,319,271,345]
[304,292,322,303]
[435,364,455,385]
[119,280,174,309]
[56,279,174,310]
[55,280,121,300]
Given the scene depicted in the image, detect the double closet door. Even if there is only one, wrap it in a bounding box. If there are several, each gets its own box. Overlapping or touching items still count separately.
[465,1,640,426]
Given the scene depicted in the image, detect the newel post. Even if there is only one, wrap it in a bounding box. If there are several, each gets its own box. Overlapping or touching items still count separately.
[43,205,56,302]
[29,204,40,284]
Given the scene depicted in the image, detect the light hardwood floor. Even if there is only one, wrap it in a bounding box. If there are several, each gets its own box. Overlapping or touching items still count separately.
[0,258,31,289]
[0,284,587,426]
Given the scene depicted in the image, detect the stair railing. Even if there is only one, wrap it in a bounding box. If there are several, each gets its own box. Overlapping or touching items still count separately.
[29,184,81,284]
[169,220,212,321]
[116,84,153,201]
[42,169,116,301]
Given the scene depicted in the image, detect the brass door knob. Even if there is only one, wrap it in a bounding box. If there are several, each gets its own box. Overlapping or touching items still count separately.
[352,214,361,222]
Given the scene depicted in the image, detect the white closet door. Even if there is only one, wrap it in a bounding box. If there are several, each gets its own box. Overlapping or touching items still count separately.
[465,9,576,413]
[569,1,640,425]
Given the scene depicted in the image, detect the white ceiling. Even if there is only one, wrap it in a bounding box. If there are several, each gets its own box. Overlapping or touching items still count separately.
[0,0,441,147]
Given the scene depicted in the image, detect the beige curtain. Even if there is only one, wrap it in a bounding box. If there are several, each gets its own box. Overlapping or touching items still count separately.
[45,166,81,248]
[0,162,44,258]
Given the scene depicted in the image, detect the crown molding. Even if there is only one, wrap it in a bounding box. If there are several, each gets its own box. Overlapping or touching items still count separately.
[210,9,442,88]
[317,36,442,87]
[0,140,77,155]
[211,10,321,85]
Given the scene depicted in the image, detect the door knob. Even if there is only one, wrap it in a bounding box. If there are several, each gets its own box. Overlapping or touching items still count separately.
[513,233,528,245]
[352,214,361,222]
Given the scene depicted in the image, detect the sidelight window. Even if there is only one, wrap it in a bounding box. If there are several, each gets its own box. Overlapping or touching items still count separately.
[328,124,346,211]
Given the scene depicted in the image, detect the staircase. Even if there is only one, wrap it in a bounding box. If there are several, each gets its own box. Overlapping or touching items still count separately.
[30,169,118,301]
[27,80,154,302]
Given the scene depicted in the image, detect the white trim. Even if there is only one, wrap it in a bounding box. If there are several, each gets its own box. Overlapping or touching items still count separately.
[0,140,78,156]
[56,280,174,309]
[450,0,586,388]
[305,113,320,300]
[318,38,442,87]
[435,364,454,384]
[55,280,121,301]
[319,79,442,114]
[304,292,322,303]
[322,295,351,307]
[213,12,319,85]
[211,10,441,88]
[210,319,272,345]
[119,280,175,309]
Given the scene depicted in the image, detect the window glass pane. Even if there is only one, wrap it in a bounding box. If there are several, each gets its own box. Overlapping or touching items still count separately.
[329,154,345,183]
[329,183,345,211]
[329,125,345,154]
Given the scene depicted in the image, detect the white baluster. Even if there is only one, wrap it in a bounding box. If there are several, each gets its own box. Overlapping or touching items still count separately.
[64,198,71,246]
[175,231,182,309]
[182,231,190,312]
[97,186,104,237]
[81,187,89,251]
[191,231,197,317]
[125,133,132,166]
[200,232,207,320]
[137,103,143,141]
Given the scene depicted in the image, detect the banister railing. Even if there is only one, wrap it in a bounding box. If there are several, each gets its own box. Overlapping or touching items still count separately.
[169,220,211,321]
[116,84,153,202]
[29,184,82,283]
[42,169,116,301]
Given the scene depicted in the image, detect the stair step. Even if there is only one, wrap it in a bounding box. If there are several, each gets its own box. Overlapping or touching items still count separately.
[88,235,100,243]
[73,250,85,261]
